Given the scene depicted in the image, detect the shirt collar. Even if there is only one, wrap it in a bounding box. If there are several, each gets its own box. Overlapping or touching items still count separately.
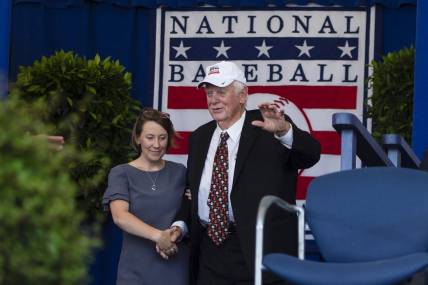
[214,111,246,143]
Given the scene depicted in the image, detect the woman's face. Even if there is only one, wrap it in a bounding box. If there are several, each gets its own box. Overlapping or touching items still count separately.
[137,121,168,163]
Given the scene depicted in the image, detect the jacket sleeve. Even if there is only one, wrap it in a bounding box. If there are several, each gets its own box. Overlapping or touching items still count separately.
[285,114,321,170]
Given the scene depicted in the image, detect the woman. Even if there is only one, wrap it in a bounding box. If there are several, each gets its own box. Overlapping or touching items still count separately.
[102,108,188,285]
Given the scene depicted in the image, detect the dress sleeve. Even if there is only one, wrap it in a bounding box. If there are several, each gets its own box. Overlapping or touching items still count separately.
[102,166,130,211]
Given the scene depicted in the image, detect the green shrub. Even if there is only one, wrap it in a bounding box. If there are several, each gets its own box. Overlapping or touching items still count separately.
[11,51,141,216]
[367,47,415,143]
[0,99,97,285]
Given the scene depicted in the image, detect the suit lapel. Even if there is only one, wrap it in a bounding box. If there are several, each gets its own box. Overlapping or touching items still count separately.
[191,122,216,196]
[232,112,259,188]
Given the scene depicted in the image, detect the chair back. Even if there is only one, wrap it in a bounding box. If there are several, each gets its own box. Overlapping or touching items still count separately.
[306,167,428,263]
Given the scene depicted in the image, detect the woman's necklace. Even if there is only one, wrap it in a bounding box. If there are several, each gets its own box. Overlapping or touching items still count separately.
[131,160,164,191]
[145,171,160,191]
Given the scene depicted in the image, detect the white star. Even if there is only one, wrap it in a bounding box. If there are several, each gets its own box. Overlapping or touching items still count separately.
[295,40,315,58]
[255,40,273,58]
[213,40,231,58]
[172,40,191,59]
[338,40,356,58]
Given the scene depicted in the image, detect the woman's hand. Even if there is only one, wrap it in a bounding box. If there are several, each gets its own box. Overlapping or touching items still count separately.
[155,229,178,259]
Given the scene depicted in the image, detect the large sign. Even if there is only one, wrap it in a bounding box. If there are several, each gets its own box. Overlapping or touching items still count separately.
[154,7,375,203]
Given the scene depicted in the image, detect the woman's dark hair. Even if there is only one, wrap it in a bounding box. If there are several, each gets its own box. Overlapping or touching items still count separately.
[131,107,175,154]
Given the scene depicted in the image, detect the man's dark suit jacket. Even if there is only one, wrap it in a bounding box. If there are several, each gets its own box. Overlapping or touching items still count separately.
[177,109,321,281]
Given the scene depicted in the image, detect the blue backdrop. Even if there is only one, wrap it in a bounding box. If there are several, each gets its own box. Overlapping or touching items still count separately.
[412,0,428,158]
[0,1,11,99]
[6,0,422,284]
[10,0,157,107]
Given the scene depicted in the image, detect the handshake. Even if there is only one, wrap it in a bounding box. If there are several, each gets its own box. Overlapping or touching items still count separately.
[155,226,183,259]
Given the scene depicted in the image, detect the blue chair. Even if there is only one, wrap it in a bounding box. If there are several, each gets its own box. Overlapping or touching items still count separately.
[255,167,428,285]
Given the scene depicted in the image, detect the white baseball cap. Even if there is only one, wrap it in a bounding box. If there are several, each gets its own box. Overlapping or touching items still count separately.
[198,61,247,88]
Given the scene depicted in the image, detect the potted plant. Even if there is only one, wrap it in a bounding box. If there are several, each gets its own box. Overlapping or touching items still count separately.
[367,47,415,144]
[10,51,141,217]
[0,98,98,284]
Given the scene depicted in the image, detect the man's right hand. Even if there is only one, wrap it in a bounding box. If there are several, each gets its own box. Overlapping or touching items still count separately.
[170,226,183,243]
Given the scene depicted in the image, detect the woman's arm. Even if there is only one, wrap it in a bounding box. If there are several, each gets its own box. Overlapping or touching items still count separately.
[110,200,177,252]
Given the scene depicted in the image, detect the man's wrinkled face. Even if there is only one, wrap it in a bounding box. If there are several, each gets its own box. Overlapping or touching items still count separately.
[205,83,247,129]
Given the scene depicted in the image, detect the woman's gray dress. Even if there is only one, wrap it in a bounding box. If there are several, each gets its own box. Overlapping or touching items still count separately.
[102,161,189,285]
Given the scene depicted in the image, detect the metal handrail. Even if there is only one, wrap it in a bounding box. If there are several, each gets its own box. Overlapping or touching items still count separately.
[255,195,305,285]
[332,113,394,170]
[382,134,421,168]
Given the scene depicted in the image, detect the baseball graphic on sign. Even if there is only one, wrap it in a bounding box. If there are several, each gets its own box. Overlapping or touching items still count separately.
[247,93,311,133]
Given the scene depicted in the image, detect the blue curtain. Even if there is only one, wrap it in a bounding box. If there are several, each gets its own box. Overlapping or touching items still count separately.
[10,1,157,107]
[13,0,417,8]
[0,0,11,98]
[412,0,428,158]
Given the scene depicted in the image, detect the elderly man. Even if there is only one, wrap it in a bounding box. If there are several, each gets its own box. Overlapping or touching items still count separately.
[167,61,321,284]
